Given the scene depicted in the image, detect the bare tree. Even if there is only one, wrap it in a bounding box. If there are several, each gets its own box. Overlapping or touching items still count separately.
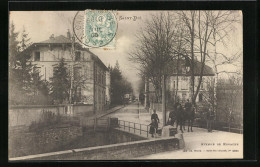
[176,11,216,105]
[206,11,241,119]
[175,11,241,108]
[129,12,179,102]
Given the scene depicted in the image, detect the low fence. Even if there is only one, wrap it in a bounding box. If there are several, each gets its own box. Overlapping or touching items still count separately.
[118,120,150,138]
[193,119,243,134]
[9,104,94,127]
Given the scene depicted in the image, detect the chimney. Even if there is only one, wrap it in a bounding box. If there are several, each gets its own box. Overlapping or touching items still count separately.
[67,29,71,39]
[49,34,54,39]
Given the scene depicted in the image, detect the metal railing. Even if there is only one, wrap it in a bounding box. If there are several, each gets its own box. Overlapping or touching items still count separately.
[118,120,150,138]
[192,119,243,134]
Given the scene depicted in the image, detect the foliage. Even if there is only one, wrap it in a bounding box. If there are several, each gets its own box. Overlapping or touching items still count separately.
[216,76,243,124]
[50,58,70,104]
[18,26,32,52]
[9,21,19,68]
[203,75,242,124]
[110,61,133,105]
[28,109,80,132]
[9,23,50,105]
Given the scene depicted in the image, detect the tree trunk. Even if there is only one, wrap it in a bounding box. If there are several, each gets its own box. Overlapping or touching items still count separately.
[190,11,195,105]
[175,54,180,103]
[162,75,166,126]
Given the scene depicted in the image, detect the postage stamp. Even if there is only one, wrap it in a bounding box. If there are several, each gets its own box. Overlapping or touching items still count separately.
[83,10,117,48]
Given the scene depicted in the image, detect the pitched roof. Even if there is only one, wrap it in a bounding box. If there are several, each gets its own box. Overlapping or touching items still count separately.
[38,35,72,44]
[193,61,214,76]
[168,59,214,76]
[20,35,108,71]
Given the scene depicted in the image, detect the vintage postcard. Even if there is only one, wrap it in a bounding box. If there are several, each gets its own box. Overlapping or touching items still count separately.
[8,10,243,160]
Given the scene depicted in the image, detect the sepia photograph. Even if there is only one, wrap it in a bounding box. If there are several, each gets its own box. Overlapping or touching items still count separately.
[8,10,243,160]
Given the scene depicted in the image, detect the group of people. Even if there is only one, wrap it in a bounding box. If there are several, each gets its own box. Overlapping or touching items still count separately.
[149,99,215,137]
[168,99,196,133]
[149,99,195,137]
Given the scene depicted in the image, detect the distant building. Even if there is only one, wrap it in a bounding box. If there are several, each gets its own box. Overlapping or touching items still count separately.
[146,58,215,105]
[20,32,110,113]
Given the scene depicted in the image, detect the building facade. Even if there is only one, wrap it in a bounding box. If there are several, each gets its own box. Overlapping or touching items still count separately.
[21,33,110,113]
[145,59,215,106]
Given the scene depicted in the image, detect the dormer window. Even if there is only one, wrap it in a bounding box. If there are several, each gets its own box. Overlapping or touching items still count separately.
[75,51,81,61]
[34,52,40,61]
[182,67,186,74]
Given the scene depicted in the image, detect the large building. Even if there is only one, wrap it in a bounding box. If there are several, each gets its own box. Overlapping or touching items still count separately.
[145,58,215,106]
[20,32,110,113]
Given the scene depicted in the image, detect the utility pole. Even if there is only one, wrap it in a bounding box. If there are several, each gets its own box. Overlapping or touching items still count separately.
[162,75,166,126]
[138,100,140,119]
[69,34,75,104]
[144,77,147,108]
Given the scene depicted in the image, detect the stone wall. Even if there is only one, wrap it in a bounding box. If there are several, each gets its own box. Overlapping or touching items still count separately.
[9,125,83,158]
[9,104,94,127]
[10,137,179,160]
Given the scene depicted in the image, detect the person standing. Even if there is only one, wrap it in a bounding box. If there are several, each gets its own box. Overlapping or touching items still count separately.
[185,99,192,113]
[176,104,184,133]
[174,99,181,111]
[168,110,175,126]
[207,107,215,132]
[184,99,192,130]
[149,119,156,137]
[187,104,196,132]
[151,109,160,136]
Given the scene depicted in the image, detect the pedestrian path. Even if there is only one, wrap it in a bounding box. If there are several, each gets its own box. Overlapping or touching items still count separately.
[79,106,124,128]
[138,127,243,159]
[105,103,243,159]
[106,103,167,139]
[84,105,124,120]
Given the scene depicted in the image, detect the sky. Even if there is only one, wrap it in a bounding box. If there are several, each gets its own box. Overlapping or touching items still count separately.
[9,11,243,95]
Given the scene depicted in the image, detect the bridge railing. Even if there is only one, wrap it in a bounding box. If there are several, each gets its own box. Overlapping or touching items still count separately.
[118,120,150,138]
[192,119,243,134]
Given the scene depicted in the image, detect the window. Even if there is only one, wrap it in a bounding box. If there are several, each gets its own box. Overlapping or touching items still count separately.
[182,67,186,74]
[182,93,187,102]
[75,52,81,61]
[76,87,81,102]
[102,74,104,85]
[181,77,188,90]
[201,79,204,89]
[34,52,40,61]
[74,67,82,81]
[199,93,203,102]
[98,72,101,84]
